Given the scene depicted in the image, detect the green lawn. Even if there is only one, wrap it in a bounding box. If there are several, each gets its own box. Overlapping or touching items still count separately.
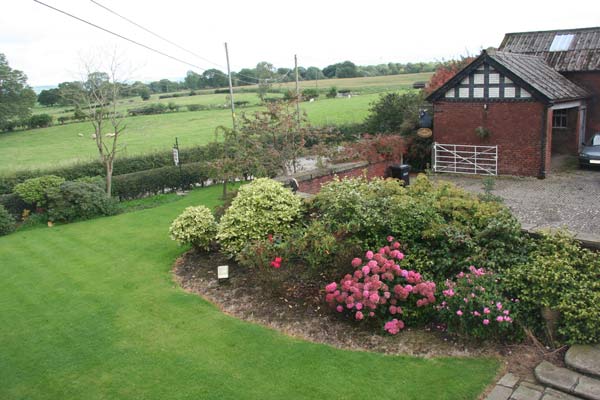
[1,94,382,172]
[0,185,498,399]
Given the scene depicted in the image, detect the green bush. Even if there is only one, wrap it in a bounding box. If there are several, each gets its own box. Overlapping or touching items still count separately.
[217,178,302,257]
[111,161,212,200]
[0,205,16,236]
[301,88,319,100]
[169,205,217,251]
[128,103,168,116]
[0,193,29,218]
[14,175,65,208]
[187,104,207,112]
[504,230,600,344]
[27,113,53,129]
[326,87,337,98]
[47,181,116,223]
[311,175,526,280]
[364,92,422,134]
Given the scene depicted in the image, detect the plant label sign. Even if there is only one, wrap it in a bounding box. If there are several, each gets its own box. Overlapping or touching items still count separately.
[172,148,179,166]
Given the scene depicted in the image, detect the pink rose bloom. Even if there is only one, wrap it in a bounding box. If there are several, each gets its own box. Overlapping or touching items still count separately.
[356,302,363,310]
[456,310,463,316]
[389,305,397,315]
[401,269,409,278]
[404,284,413,292]
[387,235,394,242]
[503,310,510,315]
[351,258,362,268]
[496,316,504,322]
[504,316,512,323]
[473,311,481,317]
[362,265,370,275]
[384,291,391,299]
[355,311,364,320]
[325,282,337,293]
[483,319,490,325]
[336,305,343,312]
[367,260,378,268]
[496,302,503,310]
[483,307,490,314]
[393,241,401,249]
[369,312,375,317]
[396,252,404,260]
[363,290,370,298]
[369,293,380,303]
[366,251,374,260]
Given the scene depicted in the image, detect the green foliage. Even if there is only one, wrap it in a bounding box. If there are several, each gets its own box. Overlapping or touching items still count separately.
[169,205,217,251]
[0,193,28,218]
[217,178,302,257]
[0,204,16,236]
[504,230,600,344]
[37,88,61,107]
[111,161,211,200]
[139,87,151,101]
[364,92,422,134]
[127,103,168,116]
[404,136,432,171]
[326,86,338,99]
[0,53,37,131]
[312,175,526,280]
[47,181,117,223]
[301,88,319,100]
[14,175,66,207]
[27,113,53,129]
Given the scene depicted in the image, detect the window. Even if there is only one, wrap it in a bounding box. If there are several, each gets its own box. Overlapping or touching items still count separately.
[553,109,568,128]
[549,34,575,51]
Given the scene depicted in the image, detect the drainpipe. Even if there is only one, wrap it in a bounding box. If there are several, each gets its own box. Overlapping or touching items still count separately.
[539,106,548,179]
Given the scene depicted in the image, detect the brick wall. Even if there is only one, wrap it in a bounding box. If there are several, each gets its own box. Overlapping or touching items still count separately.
[296,161,394,194]
[562,72,600,141]
[433,101,546,176]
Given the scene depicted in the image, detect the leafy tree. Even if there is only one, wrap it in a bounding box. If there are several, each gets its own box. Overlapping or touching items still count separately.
[0,53,36,131]
[139,86,151,101]
[37,88,61,107]
[57,81,86,106]
[305,66,324,80]
[202,69,228,88]
[364,92,423,134]
[184,70,202,90]
[256,61,276,102]
[425,57,475,95]
[234,68,257,86]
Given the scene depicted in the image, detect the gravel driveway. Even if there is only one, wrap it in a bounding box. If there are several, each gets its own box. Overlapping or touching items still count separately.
[430,167,600,236]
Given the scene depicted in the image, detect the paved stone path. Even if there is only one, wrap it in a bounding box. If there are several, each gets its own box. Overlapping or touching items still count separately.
[485,345,600,400]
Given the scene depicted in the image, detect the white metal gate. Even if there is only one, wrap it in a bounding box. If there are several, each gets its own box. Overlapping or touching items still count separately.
[433,143,498,175]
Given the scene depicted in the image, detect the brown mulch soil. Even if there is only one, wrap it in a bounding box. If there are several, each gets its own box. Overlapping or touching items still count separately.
[172,249,564,376]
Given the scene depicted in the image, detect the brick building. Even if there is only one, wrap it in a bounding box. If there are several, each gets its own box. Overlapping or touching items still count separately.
[427,27,600,177]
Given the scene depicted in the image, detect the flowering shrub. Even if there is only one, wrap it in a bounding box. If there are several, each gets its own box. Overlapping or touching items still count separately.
[217,178,301,257]
[324,237,436,335]
[169,205,217,251]
[438,266,518,341]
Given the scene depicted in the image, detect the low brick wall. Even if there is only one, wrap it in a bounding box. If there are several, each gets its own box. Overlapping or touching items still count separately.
[278,160,395,195]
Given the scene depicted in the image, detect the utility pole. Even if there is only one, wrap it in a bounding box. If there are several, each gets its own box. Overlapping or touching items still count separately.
[223,42,235,198]
[225,42,236,131]
[294,54,300,124]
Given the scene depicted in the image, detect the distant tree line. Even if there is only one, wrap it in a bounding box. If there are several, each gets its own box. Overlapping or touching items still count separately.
[37,59,441,106]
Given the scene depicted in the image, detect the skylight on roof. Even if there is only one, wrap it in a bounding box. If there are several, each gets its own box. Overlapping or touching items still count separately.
[549,34,575,51]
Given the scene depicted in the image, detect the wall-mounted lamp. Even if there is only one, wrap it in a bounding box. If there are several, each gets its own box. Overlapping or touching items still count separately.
[483,104,488,110]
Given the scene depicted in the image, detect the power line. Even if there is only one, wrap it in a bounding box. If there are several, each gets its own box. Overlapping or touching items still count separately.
[89,0,225,70]
[33,0,209,72]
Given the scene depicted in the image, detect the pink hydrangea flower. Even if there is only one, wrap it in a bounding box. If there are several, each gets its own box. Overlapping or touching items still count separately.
[483,319,490,325]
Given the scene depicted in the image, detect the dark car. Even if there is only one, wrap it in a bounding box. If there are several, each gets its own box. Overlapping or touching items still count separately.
[579,133,600,168]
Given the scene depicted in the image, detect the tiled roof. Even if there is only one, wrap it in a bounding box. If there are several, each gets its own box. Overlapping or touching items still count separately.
[489,51,590,101]
[498,27,600,71]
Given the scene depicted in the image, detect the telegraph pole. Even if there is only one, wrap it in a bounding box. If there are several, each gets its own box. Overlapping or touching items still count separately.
[294,54,300,122]
[225,42,236,131]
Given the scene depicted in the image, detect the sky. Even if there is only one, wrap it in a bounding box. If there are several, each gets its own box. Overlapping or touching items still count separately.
[2,0,599,87]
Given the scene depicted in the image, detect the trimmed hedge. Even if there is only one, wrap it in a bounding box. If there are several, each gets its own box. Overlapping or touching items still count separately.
[111,161,213,200]
[0,143,225,195]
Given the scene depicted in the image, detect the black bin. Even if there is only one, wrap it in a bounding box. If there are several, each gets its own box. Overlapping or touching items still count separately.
[388,164,411,186]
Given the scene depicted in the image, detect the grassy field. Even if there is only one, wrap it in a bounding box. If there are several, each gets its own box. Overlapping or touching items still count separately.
[0,184,498,399]
[2,93,382,172]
